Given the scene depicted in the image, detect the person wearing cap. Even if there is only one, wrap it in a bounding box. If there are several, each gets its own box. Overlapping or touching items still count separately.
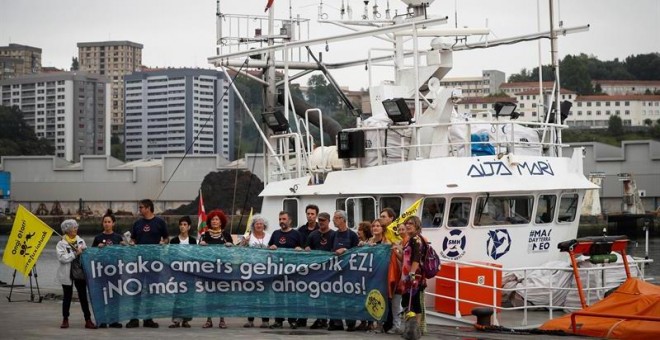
[304,211,335,330]
[56,219,97,330]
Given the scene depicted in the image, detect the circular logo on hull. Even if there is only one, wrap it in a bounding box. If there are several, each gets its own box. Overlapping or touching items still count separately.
[442,229,466,259]
[487,229,511,260]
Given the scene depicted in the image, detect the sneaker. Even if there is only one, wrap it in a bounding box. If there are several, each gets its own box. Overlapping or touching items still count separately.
[243,321,254,328]
[309,320,323,329]
[109,322,123,328]
[269,322,283,329]
[126,319,139,328]
[289,321,297,329]
[346,325,356,332]
[386,327,402,334]
[168,322,181,328]
[259,322,269,328]
[99,323,108,328]
[181,321,191,328]
[327,324,344,331]
[84,320,97,329]
[60,318,69,329]
[143,320,159,328]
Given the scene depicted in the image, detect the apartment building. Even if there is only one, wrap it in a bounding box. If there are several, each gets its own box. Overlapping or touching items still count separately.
[0,44,42,80]
[0,72,111,162]
[567,95,660,128]
[123,68,234,161]
[77,41,143,135]
[440,70,506,97]
[592,80,660,95]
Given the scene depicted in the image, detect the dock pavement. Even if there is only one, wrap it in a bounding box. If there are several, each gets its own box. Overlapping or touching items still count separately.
[0,285,586,340]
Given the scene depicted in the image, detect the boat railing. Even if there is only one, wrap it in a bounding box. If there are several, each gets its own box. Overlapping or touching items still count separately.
[264,117,568,181]
[266,132,311,182]
[427,257,654,328]
[339,119,568,168]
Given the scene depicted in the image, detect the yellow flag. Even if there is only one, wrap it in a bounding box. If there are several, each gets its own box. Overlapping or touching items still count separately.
[384,198,423,244]
[243,207,254,238]
[2,205,54,276]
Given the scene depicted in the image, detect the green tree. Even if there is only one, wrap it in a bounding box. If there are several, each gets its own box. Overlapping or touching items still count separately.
[0,106,54,156]
[594,83,604,94]
[71,57,79,71]
[306,74,340,109]
[110,134,125,161]
[625,53,660,80]
[643,118,653,127]
[608,115,624,136]
[508,68,532,82]
[560,55,594,94]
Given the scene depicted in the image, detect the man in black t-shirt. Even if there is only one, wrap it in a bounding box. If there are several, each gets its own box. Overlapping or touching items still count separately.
[297,204,319,248]
[126,199,168,329]
[268,211,303,329]
[329,210,359,332]
[305,212,335,252]
[305,212,335,329]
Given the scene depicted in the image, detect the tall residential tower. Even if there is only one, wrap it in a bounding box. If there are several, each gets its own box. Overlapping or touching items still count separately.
[77,41,142,135]
[123,68,234,161]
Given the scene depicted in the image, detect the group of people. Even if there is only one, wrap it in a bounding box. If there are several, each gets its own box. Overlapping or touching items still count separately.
[55,200,429,336]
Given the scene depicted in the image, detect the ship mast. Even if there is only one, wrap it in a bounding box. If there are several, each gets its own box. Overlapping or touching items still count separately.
[549,0,562,154]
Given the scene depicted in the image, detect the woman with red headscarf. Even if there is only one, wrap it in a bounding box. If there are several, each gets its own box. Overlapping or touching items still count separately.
[199,209,233,329]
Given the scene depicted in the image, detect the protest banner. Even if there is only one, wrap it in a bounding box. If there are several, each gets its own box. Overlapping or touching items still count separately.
[82,244,390,324]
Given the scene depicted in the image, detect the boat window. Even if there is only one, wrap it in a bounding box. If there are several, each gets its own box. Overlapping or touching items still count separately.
[448,197,471,227]
[282,198,299,227]
[379,196,402,217]
[474,196,533,226]
[344,196,377,230]
[558,194,579,223]
[336,198,346,212]
[535,195,557,224]
[421,197,446,228]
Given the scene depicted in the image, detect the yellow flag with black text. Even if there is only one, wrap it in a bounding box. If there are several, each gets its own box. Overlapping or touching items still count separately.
[2,205,54,276]
[243,207,254,238]
[384,198,422,244]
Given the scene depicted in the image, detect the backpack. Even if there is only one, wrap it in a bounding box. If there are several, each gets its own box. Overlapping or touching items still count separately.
[420,237,441,279]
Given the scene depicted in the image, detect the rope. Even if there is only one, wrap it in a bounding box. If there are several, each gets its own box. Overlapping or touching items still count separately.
[155,58,250,201]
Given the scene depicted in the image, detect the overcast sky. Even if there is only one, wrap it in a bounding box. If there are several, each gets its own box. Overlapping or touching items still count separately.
[2,0,658,90]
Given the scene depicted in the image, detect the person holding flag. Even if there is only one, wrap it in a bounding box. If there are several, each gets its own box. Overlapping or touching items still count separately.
[380,207,403,334]
[197,190,208,239]
[2,205,53,277]
[56,219,97,330]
